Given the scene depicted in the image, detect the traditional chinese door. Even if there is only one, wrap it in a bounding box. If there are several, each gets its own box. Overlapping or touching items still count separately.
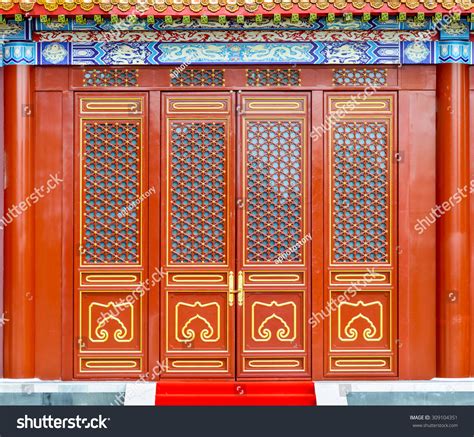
[235,93,311,378]
[161,93,236,378]
[161,92,312,379]
[71,84,399,381]
[74,93,149,377]
[322,93,398,377]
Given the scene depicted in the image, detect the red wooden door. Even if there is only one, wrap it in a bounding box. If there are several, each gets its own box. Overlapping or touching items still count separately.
[236,93,312,378]
[323,93,398,377]
[73,93,149,378]
[160,91,311,379]
[160,93,236,377]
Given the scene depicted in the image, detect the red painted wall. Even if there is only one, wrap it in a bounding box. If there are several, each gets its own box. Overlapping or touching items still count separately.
[398,67,437,380]
[34,90,64,379]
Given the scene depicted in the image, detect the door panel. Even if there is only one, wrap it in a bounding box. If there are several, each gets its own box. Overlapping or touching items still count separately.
[236,93,312,378]
[323,93,398,377]
[161,93,235,377]
[73,93,149,378]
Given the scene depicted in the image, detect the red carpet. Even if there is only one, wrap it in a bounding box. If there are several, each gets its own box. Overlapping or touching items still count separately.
[155,381,316,406]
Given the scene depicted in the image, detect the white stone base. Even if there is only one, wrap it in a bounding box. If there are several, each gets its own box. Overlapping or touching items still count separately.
[314,379,474,406]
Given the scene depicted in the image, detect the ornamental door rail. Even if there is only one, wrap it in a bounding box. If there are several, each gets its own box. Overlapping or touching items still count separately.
[161,92,312,378]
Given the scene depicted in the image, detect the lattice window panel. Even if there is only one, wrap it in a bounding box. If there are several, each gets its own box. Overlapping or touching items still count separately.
[82,69,139,87]
[245,120,304,263]
[169,121,227,264]
[82,121,141,264]
[331,121,390,264]
[332,68,387,87]
[170,69,225,87]
[246,69,301,87]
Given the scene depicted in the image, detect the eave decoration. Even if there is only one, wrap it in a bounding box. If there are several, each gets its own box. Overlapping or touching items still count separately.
[0,0,473,16]
[0,3,473,66]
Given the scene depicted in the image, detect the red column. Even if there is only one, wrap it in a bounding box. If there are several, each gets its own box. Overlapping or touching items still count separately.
[0,68,4,379]
[436,63,471,377]
[3,66,35,378]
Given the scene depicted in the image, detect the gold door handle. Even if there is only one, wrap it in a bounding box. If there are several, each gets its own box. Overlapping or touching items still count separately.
[237,271,244,306]
[228,271,235,306]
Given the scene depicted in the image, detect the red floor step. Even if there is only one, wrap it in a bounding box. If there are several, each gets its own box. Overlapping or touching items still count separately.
[155,381,316,406]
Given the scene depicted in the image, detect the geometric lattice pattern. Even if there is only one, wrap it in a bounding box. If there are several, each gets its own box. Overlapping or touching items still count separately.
[332,121,389,263]
[83,68,139,87]
[246,121,303,263]
[246,69,301,87]
[169,122,227,264]
[170,69,225,87]
[82,121,141,264]
[333,68,387,87]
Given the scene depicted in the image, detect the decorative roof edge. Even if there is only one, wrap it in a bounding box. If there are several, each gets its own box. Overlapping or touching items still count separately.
[3,14,473,35]
[0,0,473,17]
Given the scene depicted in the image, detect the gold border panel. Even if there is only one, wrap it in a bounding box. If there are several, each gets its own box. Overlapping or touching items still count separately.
[243,357,305,372]
[80,272,142,286]
[330,270,391,286]
[80,357,142,373]
[329,356,392,372]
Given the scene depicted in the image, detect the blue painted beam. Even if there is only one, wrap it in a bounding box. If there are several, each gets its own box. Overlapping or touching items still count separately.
[1,40,472,66]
